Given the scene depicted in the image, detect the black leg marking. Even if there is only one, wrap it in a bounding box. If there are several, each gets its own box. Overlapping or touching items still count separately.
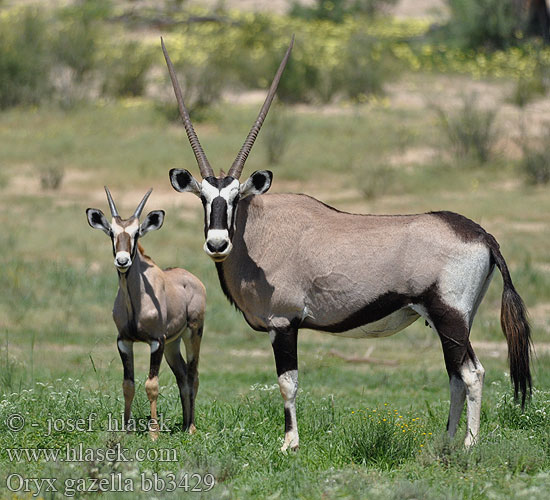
[271,327,299,451]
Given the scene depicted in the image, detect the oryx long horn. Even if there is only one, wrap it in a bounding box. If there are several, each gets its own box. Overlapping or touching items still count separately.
[161,37,214,179]
[104,186,119,218]
[134,188,153,219]
[227,35,294,179]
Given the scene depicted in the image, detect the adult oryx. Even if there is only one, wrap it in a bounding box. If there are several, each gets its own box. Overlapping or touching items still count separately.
[161,38,531,451]
[86,187,206,438]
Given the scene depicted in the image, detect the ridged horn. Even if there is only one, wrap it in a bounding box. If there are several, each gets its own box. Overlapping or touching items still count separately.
[104,186,119,218]
[161,37,214,179]
[227,35,294,179]
[133,188,153,219]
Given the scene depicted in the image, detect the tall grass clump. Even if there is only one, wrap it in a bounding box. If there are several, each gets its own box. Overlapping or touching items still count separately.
[518,122,550,185]
[435,94,498,164]
[0,7,52,109]
[343,405,429,468]
[353,159,395,200]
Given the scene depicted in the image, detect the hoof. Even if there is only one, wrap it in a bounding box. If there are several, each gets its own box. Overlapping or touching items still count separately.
[188,423,197,435]
[149,431,159,441]
[280,441,299,453]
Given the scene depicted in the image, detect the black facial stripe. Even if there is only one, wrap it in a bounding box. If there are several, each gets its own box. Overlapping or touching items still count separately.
[209,196,228,230]
[201,196,208,237]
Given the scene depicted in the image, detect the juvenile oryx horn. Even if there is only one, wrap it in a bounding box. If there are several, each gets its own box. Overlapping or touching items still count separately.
[227,35,294,179]
[134,188,153,219]
[161,37,215,179]
[104,186,119,218]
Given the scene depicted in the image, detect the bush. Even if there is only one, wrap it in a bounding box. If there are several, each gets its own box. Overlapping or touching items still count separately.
[354,159,394,200]
[434,94,498,164]
[442,0,526,50]
[0,8,53,109]
[52,0,111,82]
[101,41,154,97]
[510,75,546,108]
[39,165,65,190]
[337,32,399,100]
[289,0,399,23]
[518,123,550,185]
[262,103,294,165]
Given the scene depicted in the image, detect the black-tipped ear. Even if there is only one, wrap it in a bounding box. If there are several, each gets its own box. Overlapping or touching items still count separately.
[86,208,111,235]
[169,168,201,196]
[240,170,273,198]
[140,210,165,237]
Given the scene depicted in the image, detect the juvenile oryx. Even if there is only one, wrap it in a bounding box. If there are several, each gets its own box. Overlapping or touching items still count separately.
[86,187,206,437]
[162,38,532,451]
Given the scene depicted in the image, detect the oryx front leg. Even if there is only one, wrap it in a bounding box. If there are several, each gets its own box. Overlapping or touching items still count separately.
[146,339,164,440]
[117,339,134,425]
[270,327,299,452]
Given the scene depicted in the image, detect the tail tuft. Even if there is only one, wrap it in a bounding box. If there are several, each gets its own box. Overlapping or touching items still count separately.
[501,286,532,407]
[489,236,532,407]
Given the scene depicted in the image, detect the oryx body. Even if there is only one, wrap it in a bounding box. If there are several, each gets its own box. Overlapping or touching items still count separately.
[162,38,531,451]
[87,188,206,437]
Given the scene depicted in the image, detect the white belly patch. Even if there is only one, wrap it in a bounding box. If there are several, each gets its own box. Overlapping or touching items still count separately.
[327,307,420,339]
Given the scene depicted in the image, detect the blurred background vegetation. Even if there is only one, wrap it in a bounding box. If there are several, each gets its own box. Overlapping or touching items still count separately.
[1,0,549,377]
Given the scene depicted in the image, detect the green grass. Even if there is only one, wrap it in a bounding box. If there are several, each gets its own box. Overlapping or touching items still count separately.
[0,96,549,498]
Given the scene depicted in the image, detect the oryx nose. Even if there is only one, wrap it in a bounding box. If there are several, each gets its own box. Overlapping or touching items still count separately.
[116,256,129,266]
[206,240,229,254]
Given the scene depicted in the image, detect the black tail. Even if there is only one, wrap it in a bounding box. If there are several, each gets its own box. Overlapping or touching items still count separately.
[488,236,532,407]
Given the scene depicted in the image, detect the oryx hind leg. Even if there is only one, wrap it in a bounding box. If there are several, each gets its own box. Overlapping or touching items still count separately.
[417,297,484,448]
[182,323,203,434]
[164,337,192,431]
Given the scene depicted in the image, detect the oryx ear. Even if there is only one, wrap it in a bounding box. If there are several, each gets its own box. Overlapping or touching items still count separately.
[240,170,273,199]
[86,208,111,235]
[169,168,201,196]
[140,210,165,237]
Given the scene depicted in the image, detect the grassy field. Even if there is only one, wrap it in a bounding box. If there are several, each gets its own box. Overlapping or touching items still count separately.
[0,79,549,498]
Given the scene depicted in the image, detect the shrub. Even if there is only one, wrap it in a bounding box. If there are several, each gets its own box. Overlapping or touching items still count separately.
[442,0,526,50]
[510,75,546,108]
[354,159,394,200]
[262,103,294,165]
[434,94,498,164]
[337,32,399,100]
[170,54,226,116]
[289,0,399,23]
[101,41,154,97]
[52,0,111,82]
[518,123,550,185]
[0,8,53,109]
[39,165,65,190]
